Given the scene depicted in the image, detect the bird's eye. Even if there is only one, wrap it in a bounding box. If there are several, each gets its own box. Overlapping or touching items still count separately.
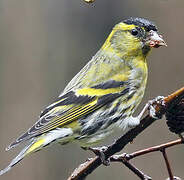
[131,29,138,36]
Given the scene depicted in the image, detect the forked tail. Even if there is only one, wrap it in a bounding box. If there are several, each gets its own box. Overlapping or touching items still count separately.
[0,140,35,175]
[0,128,73,175]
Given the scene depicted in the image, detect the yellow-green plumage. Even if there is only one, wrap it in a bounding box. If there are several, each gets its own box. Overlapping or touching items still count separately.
[0,17,166,175]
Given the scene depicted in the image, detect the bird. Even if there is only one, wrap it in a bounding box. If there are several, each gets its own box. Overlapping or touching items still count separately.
[0,17,166,175]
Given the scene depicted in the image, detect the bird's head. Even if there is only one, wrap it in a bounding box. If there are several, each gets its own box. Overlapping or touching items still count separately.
[102,17,167,58]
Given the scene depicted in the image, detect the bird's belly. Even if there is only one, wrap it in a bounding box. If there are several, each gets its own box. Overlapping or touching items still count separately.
[76,88,144,147]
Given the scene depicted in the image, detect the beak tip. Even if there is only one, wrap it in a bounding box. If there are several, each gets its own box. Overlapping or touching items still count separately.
[159,41,167,47]
[148,30,167,48]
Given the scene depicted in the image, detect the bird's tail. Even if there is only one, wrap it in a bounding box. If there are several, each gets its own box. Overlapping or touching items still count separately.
[0,128,73,176]
[0,138,45,176]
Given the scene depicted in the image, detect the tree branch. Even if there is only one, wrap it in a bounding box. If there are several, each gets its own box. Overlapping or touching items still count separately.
[161,149,173,180]
[68,87,184,180]
[110,139,183,180]
[110,154,152,180]
[126,139,182,160]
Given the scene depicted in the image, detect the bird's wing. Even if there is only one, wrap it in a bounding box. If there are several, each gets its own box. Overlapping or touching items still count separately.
[7,80,129,150]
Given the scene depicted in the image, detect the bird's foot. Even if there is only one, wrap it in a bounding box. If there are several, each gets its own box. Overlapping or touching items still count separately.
[82,146,110,166]
[128,96,165,129]
[137,96,165,120]
[147,96,165,119]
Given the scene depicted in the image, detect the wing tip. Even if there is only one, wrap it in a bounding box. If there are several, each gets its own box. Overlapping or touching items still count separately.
[5,144,15,151]
[6,133,31,151]
[6,140,20,151]
[5,146,11,151]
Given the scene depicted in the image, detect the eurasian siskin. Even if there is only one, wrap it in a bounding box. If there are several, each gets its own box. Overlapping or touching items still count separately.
[0,17,166,175]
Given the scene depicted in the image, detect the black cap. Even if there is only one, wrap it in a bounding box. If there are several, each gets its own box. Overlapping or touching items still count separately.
[124,17,158,32]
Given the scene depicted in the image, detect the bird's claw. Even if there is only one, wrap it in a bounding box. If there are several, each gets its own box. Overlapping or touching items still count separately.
[88,146,110,166]
[147,96,165,119]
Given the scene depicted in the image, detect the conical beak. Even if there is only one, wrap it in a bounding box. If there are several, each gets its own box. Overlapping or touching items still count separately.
[148,30,167,48]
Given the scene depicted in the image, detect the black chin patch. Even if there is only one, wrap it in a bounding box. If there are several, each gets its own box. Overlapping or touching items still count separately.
[124,17,158,32]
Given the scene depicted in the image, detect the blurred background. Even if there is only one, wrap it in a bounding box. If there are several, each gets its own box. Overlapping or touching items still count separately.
[0,0,183,179]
